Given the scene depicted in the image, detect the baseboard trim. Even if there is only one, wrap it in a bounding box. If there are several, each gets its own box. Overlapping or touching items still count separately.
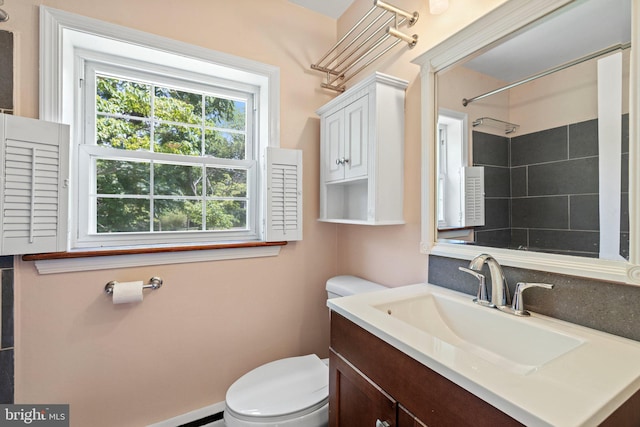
[147,401,225,427]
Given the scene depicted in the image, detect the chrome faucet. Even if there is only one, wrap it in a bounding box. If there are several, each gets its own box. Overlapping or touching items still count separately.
[467,253,510,308]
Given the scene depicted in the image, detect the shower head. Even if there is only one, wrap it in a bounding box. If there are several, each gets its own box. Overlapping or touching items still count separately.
[0,0,7,22]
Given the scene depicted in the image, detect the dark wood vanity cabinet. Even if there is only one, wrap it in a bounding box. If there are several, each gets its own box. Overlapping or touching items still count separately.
[330,311,640,427]
[329,311,523,427]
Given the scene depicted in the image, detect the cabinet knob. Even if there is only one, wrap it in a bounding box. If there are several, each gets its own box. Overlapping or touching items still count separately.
[335,157,350,166]
[376,420,391,427]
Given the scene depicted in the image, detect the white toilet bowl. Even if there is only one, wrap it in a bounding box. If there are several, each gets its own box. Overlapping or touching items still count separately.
[224,276,386,427]
[224,355,329,427]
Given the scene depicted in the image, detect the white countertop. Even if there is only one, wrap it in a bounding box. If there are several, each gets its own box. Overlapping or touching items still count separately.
[328,283,640,427]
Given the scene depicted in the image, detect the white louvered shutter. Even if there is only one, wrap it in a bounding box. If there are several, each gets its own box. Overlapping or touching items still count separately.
[0,114,69,255]
[265,147,302,241]
[461,166,485,227]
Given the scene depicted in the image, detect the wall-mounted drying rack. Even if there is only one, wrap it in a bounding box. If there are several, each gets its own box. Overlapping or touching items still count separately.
[473,117,519,135]
[311,0,419,92]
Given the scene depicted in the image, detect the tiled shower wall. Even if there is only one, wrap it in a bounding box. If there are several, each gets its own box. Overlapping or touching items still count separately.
[473,115,629,258]
[0,30,14,404]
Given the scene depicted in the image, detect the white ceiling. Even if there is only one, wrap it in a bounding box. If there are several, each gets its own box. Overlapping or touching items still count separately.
[463,0,631,82]
[288,0,355,19]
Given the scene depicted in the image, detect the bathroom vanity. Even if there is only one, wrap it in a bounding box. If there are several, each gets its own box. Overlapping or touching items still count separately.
[330,312,520,426]
[328,284,640,427]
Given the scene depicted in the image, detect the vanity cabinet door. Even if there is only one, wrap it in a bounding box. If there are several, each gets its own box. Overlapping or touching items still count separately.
[398,405,427,427]
[329,349,396,427]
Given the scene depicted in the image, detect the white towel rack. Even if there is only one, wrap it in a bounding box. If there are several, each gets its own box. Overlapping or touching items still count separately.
[311,0,419,92]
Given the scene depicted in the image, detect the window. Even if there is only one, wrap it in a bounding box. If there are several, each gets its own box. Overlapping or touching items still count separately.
[77,62,260,248]
[38,7,301,262]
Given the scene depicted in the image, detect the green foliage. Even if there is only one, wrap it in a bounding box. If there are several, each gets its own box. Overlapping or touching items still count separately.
[94,75,249,234]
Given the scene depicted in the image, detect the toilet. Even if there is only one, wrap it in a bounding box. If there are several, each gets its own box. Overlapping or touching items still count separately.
[224,275,386,427]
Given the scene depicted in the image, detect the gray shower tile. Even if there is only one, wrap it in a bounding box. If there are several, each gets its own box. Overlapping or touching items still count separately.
[472,131,509,167]
[570,194,599,231]
[511,166,527,197]
[483,166,510,198]
[477,197,510,230]
[0,31,13,110]
[0,349,13,404]
[475,229,512,248]
[621,193,629,233]
[511,126,567,166]
[622,113,629,154]
[510,228,528,249]
[621,232,629,260]
[0,257,12,269]
[528,229,599,255]
[527,157,598,196]
[512,196,568,229]
[622,152,629,193]
[1,269,13,349]
[569,119,598,158]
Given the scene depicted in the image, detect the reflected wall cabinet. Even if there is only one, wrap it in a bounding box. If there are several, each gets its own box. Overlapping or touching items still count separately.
[317,73,407,225]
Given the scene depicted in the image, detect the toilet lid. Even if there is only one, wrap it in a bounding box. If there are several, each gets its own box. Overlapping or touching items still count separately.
[225,354,329,419]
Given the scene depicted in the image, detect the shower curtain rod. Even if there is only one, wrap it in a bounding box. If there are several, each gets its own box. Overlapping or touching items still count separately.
[462,42,631,107]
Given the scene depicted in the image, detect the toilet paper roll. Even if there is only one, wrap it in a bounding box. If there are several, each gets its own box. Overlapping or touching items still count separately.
[112,281,144,304]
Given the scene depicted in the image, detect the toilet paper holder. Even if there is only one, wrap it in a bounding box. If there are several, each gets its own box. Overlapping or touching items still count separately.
[104,277,163,295]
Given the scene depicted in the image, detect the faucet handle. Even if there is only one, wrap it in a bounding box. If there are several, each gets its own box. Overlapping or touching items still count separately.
[459,266,493,307]
[510,282,554,316]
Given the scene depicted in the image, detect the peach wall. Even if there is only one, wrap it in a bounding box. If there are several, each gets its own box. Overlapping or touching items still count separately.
[3,0,508,425]
[7,1,338,426]
[335,0,508,286]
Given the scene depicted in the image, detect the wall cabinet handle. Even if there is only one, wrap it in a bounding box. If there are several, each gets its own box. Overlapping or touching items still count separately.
[376,420,390,427]
[335,157,350,166]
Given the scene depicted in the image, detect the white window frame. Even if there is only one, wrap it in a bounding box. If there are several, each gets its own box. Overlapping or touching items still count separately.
[38,6,284,271]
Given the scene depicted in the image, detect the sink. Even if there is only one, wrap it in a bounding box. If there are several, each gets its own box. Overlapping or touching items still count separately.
[374,291,584,374]
[328,283,640,426]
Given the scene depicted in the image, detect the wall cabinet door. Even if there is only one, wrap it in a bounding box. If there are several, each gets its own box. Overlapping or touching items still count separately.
[324,95,368,183]
[329,350,396,427]
[324,109,345,183]
[343,95,368,180]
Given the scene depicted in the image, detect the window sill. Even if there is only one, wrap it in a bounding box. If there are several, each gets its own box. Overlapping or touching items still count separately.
[23,241,287,274]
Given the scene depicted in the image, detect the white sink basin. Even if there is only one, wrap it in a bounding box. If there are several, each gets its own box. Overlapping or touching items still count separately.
[328,283,640,427]
[374,292,583,374]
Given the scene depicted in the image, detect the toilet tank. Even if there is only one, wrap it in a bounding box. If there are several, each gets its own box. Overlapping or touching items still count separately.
[326,275,386,299]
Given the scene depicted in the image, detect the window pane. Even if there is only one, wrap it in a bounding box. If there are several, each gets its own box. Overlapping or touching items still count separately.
[205,129,245,159]
[205,200,247,230]
[205,97,245,130]
[154,87,202,125]
[96,76,151,117]
[154,164,203,196]
[97,159,150,195]
[206,167,247,197]
[97,198,150,233]
[96,117,151,150]
[154,199,202,232]
[154,123,202,155]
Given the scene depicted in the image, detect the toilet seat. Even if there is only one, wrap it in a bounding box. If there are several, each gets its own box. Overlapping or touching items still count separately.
[225,354,329,423]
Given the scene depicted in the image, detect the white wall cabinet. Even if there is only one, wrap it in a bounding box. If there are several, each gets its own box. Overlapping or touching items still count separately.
[317,73,407,225]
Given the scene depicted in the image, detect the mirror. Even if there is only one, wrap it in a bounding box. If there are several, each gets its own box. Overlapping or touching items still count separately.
[414,0,640,285]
